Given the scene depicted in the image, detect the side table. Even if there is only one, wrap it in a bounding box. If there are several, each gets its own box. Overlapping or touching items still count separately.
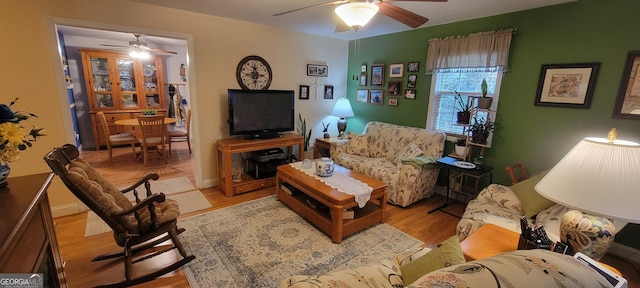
[459,224,623,276]
[460,223,519,261]
[429,156,493,217]
[313,137,347,159]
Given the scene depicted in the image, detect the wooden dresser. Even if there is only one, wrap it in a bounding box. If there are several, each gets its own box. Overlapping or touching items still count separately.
[0,173,67,287]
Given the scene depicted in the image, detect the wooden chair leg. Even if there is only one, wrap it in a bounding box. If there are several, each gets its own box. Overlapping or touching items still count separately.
[187,138,191,153]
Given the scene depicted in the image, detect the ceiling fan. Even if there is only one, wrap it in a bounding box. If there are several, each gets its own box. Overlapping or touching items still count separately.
[274,0,448,32]
[100,34,177,57]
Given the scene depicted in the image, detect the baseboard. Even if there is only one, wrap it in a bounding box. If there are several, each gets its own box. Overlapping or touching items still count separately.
[202,178,217,189]
[608,242,640,270]
[51,203,83,218]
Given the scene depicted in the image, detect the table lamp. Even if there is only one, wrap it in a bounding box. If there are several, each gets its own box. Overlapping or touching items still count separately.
[535,129,640,260]
[331,97,354,139]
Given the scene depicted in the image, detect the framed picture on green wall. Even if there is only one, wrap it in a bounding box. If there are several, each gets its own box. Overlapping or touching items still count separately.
[371,64,384,86]
[357,89,369,103]
[613,50,640,119]
[370,90,384,104]
[534,63,600,109]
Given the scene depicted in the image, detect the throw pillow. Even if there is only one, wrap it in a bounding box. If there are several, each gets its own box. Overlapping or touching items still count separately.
[400,236,466,285]
[511,170,556,218]
[346,134,369,156]
[395,142,424,166]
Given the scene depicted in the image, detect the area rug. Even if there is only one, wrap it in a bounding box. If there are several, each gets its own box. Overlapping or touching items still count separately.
[84,177,211,237]
[180,195,422,288]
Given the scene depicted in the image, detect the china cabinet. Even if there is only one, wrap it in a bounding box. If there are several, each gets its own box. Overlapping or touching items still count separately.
[80,49,167,148]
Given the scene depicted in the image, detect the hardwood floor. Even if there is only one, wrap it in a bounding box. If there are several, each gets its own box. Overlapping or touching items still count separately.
[52,141,639,287]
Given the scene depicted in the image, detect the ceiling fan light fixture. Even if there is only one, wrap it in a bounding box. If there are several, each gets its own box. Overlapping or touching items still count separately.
[129,47,150,59]
[335,2,379,31]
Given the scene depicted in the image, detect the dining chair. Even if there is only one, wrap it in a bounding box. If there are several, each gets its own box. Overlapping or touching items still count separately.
[96,111,137,162]
[137,114,168,166]
[168,109,191,154]
[506,162,529,185]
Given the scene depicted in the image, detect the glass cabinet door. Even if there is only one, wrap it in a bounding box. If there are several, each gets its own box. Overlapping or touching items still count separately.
[142,60,161,107]
[116,57,139,109]
[89,56,114,108]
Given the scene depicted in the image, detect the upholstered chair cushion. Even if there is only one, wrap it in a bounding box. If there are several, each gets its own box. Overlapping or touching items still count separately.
[67,158,180,234]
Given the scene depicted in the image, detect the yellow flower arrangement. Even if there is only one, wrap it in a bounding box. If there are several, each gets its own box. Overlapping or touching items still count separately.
[0,98,46,162]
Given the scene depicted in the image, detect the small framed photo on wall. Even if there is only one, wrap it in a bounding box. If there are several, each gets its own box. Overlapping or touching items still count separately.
[359,72,367,86]
[387,81,402,96]
[407,74,417,88]
[357,89,369,103]
[370,89,384,104]
[407,62,420,72]
[388,98,398,106]
[370,64,384,86]
[389,63,403,78]
[299,85,309,100]
[404,89,416,100]
[324,85,334,99]
[307,64,328,77]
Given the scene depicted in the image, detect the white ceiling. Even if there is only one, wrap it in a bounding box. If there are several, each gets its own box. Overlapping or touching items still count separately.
[129,0,576,41]
[57,0,575,48]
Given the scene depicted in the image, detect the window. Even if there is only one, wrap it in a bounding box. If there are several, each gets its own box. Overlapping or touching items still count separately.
[426,67,503,145]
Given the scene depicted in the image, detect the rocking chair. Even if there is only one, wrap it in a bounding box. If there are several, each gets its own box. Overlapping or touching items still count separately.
[43,144,195,287]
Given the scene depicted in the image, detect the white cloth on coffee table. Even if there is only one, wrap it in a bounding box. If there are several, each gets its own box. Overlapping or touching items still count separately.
[289,161,373,207]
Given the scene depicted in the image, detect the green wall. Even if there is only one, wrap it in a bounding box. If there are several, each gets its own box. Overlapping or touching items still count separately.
[346,0,640,186]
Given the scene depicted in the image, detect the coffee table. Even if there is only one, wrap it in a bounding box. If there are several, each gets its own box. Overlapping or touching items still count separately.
[276,163,387,243]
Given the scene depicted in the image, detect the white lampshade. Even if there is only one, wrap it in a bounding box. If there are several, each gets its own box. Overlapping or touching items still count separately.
[335,3,379,30]
[331,98,354,118]
[535,136,640,223]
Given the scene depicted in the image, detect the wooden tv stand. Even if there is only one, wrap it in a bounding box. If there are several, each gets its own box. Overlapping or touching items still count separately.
[216,133,304,197]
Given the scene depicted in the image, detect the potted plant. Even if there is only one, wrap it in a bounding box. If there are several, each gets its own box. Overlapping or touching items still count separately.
[141,108,158,115]
[454,137,467,157]
[297,113,312,154]
[455,91,472,124]
[469,116,494,144]
[477,79,493,109]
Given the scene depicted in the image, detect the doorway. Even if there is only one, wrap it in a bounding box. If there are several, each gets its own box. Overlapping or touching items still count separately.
[48,18,202,190]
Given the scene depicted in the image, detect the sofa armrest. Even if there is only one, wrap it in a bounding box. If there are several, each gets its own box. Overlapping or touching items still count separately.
[330,140,348,159]
[279,261,402,288]
[407,250,616,288]
[455,184,525,241]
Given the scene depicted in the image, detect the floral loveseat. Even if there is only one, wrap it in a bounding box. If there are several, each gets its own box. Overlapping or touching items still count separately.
[330,121,445,207]
[280,246,614,287]
[456,171,617,260]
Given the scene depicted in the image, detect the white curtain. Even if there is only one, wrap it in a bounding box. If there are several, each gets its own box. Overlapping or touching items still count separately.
[425,28,516,73]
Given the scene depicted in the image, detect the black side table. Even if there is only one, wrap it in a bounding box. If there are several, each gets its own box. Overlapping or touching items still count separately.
[429,156,493,218]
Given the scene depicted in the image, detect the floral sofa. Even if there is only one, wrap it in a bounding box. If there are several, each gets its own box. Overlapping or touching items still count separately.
[456,171,617,260]
[330,121,445,207]
[280,246,614,287]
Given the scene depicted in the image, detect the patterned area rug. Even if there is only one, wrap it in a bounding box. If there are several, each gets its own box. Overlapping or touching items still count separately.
[180,195,422,288]
[84,177,211,237]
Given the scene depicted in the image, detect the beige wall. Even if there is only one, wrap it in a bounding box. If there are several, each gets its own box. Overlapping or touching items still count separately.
[0,0,348,216]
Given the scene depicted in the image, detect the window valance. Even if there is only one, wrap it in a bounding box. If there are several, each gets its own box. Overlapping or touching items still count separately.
[425,28,516,73]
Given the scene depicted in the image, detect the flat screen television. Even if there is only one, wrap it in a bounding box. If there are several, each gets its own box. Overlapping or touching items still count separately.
[228,89,295,139]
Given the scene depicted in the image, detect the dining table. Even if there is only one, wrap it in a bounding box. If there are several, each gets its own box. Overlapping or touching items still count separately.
[114,117,178,161]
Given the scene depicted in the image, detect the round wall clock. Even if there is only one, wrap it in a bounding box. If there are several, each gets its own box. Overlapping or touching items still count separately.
[236,55,272,90]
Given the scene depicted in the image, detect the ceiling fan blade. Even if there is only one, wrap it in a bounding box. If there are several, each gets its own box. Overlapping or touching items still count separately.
[146,47,178,55]
[383,0,447,2]
[334,21,351,33]
[100,44,129,48]
[274,0,349,16]
[376,2,429,28]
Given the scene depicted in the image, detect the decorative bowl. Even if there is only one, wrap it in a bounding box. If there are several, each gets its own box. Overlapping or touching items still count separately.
[315,157,334,177]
